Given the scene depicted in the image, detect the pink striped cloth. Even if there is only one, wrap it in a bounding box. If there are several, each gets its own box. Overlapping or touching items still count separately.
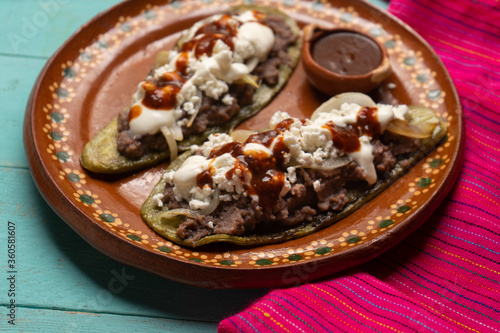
[219,0,500,332]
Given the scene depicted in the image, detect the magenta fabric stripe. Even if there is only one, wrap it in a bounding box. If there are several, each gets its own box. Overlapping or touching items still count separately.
[219,0,500,332]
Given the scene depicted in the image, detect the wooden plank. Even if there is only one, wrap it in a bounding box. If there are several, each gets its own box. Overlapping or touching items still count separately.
[0,307,218,332]
[0,55,47,168]
[370,0,389,10]
[0,167,268,323]
[0,0,123,58]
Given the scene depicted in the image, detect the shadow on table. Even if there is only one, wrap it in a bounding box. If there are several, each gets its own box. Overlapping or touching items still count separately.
[35,189,268,323]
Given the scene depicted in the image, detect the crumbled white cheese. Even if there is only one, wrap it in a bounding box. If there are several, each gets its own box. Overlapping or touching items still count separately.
[176,80,197,106]
[194,133,234,156]
[189,60,229,100]
[189,198,210,210]
[287,167,297,183]
[312,148,329,165]
[212,39,231,54]
[219,194,233,202]
[202,50,250,84]
[211,154,239,194]
[270,111,293,128]
[163,170,175,183]
[391,104,410,121]
[312,103,359,126]
[313,180,321,192]
[154,64,175,80]
[130,82,145,104]
[222,94,234,105]
[280,177,291,197]
[183,102,194,113]
[298,124,331,152]
[152,193,164,207]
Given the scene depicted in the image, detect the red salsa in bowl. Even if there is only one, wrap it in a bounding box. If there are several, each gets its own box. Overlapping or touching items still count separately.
[302,25,391,95]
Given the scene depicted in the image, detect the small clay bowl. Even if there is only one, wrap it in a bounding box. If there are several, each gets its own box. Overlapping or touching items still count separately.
[302,24,392,95]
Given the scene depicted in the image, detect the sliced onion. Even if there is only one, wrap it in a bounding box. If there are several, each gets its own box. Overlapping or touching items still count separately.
[311,156,351,170]
[311,92,376,120]
[154,51,171,69]
[186,90,203,128]
[236,74,260,88]
[160,125,178,161]
[386,106,439,139]
[158,208,199,220]
[433,116,447,140]
[301,156,351,171]
[245,56,260,72]
[170,123,184,141]
[230,129,257,142]
[386,119,431,139]
[408,105,440,133]
[165,188,220,218]
[198,186,220,216]
[286,156,351,171]
[158,188,220,221]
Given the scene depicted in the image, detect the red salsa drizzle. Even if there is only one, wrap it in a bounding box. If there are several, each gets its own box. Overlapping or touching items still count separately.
[357,107,380,137]
[225,162,246,182]
[196,167,215,189]
[180,14,242,58]
[250,9,266,20]
[128,104,143,121]
[175,51,190,75]
[204,119,292,207]
[271,136,289,170]
[140,72,186,110]
[274,118,296,132]
[208,141,243,159]
[323,122,361,153]
[246,131,279,148]
[323,106,380,152]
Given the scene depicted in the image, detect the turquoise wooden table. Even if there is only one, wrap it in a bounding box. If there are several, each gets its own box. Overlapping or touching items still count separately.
[1,0,387,331]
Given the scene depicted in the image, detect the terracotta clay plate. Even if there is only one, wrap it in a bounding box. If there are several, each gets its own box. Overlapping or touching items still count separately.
[24,0,463,288]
